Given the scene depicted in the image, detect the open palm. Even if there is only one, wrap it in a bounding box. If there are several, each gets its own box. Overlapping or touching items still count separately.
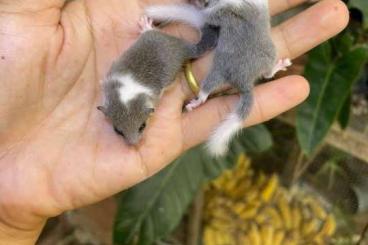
[0,0,348,239]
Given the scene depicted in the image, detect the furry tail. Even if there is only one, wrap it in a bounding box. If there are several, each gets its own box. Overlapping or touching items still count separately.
[145,4,206,29]
[207,91,253,157]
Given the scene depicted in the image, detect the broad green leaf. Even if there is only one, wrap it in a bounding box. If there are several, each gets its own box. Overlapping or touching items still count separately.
[332,32,354,56]
[113,125,272,245]
[296,42,368,155]
[350,0,368,29]
[338,94,351,129]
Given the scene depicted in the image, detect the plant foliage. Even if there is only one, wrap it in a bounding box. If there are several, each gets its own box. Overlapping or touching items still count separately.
[296,36,368,155]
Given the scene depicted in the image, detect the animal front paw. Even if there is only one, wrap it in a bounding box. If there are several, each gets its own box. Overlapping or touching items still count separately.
[186,98,204,111]
[185,91,209,111]
[138,16,154,33]
[279,58,292,71]
[265,58,292,79]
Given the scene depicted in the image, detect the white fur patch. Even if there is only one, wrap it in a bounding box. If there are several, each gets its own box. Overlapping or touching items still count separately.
[146,4,206,29]
[113,73,153,104]
[207,113,243,157]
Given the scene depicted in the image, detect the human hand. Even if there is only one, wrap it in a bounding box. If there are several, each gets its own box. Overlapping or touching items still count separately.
[0,0,348,243]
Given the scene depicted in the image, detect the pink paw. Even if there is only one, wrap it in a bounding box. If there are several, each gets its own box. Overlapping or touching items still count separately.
[186,99,203,111]
[265,58,292,79]
[279,58,292,71]
[138,16,153,33]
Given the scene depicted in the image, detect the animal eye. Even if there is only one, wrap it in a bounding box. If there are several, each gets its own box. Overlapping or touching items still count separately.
[114,127,125,137]
[138,123,146,133]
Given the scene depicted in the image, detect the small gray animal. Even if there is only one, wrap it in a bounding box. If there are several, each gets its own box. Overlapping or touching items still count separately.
[98,16,219,145]
[146,0,292,156]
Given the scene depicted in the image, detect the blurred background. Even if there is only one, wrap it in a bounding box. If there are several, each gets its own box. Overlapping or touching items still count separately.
[37,0,368,244]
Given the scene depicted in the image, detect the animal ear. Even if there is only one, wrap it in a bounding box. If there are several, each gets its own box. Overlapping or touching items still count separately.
[97,106,107,115]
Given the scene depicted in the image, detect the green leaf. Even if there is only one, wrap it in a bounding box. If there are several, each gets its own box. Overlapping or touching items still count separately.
[296,42,368,156]
[113,125,272,245]
[236,124,273,153]
[338,94,351,129]
[350,0,368,29]
[332,32,354,56]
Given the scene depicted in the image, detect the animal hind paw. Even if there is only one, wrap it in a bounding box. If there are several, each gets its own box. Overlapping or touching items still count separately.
[186,98,204,111]
[138,16,154,33]
[265,58,292,79]
[185,91,209,111]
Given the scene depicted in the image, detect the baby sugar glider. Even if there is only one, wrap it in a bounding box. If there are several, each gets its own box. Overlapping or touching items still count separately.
[98,17,219,145]
[146,0,292,156]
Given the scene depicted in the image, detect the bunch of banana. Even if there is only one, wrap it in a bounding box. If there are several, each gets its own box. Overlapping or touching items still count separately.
[203,154,337,245]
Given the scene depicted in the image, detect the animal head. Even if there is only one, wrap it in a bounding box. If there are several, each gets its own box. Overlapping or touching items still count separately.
[98,78,155,145]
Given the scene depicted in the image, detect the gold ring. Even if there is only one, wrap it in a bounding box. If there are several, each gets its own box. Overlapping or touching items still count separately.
[184,63,200,95]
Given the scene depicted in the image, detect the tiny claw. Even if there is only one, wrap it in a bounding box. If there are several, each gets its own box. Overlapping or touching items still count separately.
[186,97,207,111]
[138,16,154,33]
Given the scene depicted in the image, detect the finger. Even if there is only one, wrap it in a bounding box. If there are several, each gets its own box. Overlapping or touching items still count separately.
[270,0,309,16]
[182,75,309,150]
[144,0,309,16]
[0,0,65,12]
[272,0,349,59]
[186,0,348,97]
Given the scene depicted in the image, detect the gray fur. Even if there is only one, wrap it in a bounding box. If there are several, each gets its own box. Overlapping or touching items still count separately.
[199,1,277,116]
[145,0,279,155]
[100,28,219,145]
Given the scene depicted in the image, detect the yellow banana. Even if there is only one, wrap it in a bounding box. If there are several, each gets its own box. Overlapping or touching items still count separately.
[248,223,261,245]
[203,154,338,245]
[212,207,232,222]
[224,178,238,194]
[283,238,297,245]
[220,232,235,245]
[240,203,259,220]
[278,196,292,230]
[203,227,217,245]
[211,219,232,231]
[215,231,226,245]
[245,188,259,203]
[260,224,274,245]
[273,230,285,245]
[302,219,320,237]
[313,214,336,241]
[264,206,282,229]
[233,202,246,216]
[261,175,278,202]
[291,203,302,230]
[256,172,267,188]
[255,212,267,225]
[239,234,250,245]
[321,214,336,236]
[313,235,325,245]
[308,198,327,220]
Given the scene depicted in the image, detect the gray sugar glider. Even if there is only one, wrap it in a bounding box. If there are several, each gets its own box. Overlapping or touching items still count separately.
[98,16,219,145]
[146,0,292,156]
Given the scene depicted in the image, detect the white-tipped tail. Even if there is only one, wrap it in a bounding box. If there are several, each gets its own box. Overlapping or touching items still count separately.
[207,113,243,157]
[145,4,205,29]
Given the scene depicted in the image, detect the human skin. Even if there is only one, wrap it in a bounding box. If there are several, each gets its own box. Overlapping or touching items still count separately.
[0,0,348,244]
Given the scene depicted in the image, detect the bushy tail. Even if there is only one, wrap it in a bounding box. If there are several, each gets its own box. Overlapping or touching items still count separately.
[145,4,206,30]
[207,91,253,157]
